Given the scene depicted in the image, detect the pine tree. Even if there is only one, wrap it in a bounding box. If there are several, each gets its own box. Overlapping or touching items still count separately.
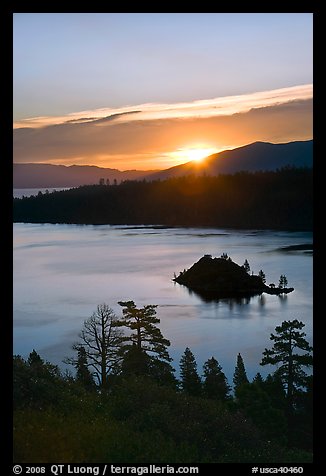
[75,346,95,390]
[233,353,249,394]
[252,372,264,385]
[117,301,172,363]
[116,301,174,384]
[179,347,202,396]
[203,356,230,400]
[260,320,313,412]
[243,259,250,274]
[258,270,266,284]
[278,275,289,289]
[27,349,43,366]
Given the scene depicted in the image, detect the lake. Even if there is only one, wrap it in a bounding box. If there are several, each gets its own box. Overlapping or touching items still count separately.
[13,223,313,383]
[13,188,71,198]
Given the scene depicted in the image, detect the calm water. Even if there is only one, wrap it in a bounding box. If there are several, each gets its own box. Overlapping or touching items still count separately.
[13,188,70,198]
[13,223,313,382]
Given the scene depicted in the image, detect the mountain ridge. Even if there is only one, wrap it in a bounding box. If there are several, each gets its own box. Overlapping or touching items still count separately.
[13,139,312,188]
[13,163,156,188]
[146,139,313,181]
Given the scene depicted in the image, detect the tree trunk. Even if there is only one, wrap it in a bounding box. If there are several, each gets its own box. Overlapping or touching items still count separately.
[101,316,106,388]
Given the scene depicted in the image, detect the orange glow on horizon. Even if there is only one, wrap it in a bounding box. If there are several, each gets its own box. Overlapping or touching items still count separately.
[169,146,220,166]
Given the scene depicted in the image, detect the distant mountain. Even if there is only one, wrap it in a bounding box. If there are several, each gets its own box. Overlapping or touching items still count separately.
[146,140,313,181]
[14,140,312,188]
[13,163,156,188]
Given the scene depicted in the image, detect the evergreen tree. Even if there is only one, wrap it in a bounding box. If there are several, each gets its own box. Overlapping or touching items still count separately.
[260,320,313,412]
[27,349,43,366]
[258,270,266,284]
[262,373,287,412]
[243,259,250,274]
[75,346,95,390]
[117,301,172,363]
[15,351,62,408]
[233,353,249,395]
[120,345,151,377]
[278,275,289,289]
[252,372,264,385]
[179,347,202,396]
[236,381,287,442]
[203,357,230,400]
[116,301,175,384]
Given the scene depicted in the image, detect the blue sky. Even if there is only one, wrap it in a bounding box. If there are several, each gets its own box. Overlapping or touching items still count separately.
[13,13,313,169]
[13,13,312,120]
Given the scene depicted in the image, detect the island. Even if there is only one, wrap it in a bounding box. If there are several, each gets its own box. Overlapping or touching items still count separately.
[173,254,294,300]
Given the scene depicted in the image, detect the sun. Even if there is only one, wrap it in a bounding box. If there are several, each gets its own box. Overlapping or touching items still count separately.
[170,146,218,166]
[185,148,216,163]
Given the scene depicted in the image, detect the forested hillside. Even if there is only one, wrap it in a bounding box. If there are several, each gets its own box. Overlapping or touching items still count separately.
[13,168,312,230]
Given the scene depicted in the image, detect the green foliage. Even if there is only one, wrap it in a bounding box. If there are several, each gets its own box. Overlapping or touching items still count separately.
[260,320,313,404]
[260,320,313,447]
[117,301,172,363]
[13,351,63,410]
[233,353,249,394]
[179,347,202,396]
[252,372,264,385]
[13,168,313,230]
[13,317,313,462]
[13,370,312,463]
[75,346,96,390]
[236,382,287,443]
[203,357,230,400]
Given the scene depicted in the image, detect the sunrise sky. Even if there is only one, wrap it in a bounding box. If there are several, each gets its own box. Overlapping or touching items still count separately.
[13,13,313,170]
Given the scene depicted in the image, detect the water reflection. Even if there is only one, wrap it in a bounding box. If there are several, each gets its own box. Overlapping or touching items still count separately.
[278,294,288,305]
[180,284,259,307]
[258,295,266,307]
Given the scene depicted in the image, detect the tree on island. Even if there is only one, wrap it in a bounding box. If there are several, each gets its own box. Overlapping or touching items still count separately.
[258,270,266,284]
[242,259,250,274]
[233,353,249,395]
[65,303,124,389]
[179,347,202,396]
[203,356,230,400]
[278,274,288,289]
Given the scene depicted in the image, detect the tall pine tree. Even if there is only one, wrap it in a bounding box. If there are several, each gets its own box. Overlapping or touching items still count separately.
[260,320,313,408]
[233,353,249,395]
[117,301,174,383]
[179,347,202,396]
[260,319,313,444]
[203,357,230,400]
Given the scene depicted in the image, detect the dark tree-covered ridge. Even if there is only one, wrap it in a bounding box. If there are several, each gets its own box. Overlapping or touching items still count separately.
[13,168,312,231]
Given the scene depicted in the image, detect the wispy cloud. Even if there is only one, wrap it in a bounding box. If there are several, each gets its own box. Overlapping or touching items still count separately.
[14,84,312,129]
[13,85,313,170]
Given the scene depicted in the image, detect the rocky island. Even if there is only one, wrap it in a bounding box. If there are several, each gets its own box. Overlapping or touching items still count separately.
[173,254,294,300]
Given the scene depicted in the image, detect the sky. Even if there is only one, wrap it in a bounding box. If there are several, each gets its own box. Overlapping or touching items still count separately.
[13,13,313,170]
